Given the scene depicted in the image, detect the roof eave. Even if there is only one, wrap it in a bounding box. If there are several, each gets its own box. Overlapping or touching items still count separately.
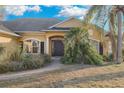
[42,29,69,32]
[0,30,20,37]
[14,31,46,33]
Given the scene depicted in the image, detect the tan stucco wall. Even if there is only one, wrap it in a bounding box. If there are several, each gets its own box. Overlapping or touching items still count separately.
[46,31,65,55]
[45,31,65,37]
[17,31,65,55]
[18,32,46,42]
[103,37,111,56]
[0,33,18,44]
[55,18,103,42]
[0,30,109,56]
[55,18,82,28]
[89,30,103,42]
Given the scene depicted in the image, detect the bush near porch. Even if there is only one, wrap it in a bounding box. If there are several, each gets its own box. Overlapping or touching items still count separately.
[62,28,103,65]
[0,43,51,74]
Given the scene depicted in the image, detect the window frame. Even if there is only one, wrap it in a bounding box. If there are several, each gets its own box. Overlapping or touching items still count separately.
[89,38,100,53]
[23,39,41,54]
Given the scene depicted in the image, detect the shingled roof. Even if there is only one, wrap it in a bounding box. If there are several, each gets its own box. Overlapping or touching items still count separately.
[0,23,20,36]
[0,18,61,32]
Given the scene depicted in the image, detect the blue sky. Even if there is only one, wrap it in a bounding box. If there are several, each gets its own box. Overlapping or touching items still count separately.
[5,5,91,20]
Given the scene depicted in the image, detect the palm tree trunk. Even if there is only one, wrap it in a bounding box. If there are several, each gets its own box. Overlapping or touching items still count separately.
[109,32,116,61]
[116,10,123,64]
[109,18,117,61]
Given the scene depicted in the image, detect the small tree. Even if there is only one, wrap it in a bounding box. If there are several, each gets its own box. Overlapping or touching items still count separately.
[62,27,103,65]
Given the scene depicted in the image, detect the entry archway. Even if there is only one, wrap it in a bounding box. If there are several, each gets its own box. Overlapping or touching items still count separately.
[49,36,64,56]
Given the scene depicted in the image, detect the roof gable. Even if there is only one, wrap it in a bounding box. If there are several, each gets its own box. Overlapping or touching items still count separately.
[49,17,82,28]
[0,24,19,36]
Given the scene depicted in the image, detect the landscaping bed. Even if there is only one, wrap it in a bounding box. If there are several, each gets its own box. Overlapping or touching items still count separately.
[0,54,51,74]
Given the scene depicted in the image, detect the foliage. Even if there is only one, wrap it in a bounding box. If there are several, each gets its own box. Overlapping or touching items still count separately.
[0,42,22,62]
[62,27,103,65]
[122,49,124,61]
[21,54,51,69]
[0,54,51,74]
[103,54,113,62]
[9,44,23,62]
[84,5,124,63]
[0,45,4,55]
[0,42,51,73]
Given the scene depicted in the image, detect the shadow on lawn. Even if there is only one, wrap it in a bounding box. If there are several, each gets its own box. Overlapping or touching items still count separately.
[51,70,124,88]
[56,62,114,73]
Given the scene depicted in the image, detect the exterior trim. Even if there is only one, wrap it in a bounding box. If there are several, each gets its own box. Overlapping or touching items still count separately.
[14,31,46,33]
[43,30,69,32]
[23,38,43,54]
[0,30,20,37]
[49,17,75,29]
[23,38,42,42]
[89,38,100,42]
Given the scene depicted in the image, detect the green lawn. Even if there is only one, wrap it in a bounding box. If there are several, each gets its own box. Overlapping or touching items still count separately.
[0,62,124,88]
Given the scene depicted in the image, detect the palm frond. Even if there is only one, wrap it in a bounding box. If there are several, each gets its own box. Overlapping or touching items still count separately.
[84,5,104,23]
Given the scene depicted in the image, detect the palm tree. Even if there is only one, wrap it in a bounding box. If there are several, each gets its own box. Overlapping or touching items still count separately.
[116,6,123,63]
[0,5,5,20]
[62,27,103,65]
[84,5,124,63]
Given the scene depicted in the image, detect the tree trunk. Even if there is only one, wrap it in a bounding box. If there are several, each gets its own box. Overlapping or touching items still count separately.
[116,10,123,64]
[109,18,117,61]
[109,32,116,61]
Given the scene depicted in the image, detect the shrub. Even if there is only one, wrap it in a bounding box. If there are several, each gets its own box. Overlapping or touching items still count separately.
[122,49,124,61]
[9,45,22,62]
[6,62,23,72]
[103,54,113,62]
[0,45,4,55]
[21,54,51,69]
[0,42,51,73]
[62,28,103,65]
[0,42,22,63]
[0,54,51,73]
[0,63,9,73]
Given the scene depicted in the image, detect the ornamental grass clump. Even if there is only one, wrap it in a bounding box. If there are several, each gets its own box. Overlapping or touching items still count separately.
[0,42,51,73]
[62,27,103,65]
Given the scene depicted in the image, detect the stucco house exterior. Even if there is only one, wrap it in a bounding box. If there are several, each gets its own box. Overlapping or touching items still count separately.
[0,17,110,56]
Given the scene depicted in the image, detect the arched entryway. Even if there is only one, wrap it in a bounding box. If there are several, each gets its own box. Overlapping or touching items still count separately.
[49,36,64,56]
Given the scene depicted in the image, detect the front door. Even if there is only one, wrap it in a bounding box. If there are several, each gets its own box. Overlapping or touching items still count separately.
[52,40,64,56]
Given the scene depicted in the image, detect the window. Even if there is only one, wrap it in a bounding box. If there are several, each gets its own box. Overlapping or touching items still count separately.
[24,39,40,53]
[108,41,112,54]
[40,42,44,54]
[90,39,99,53]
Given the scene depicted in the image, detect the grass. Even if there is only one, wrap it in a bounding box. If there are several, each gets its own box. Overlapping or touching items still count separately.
[0,62,124,87]
[0,43,51,73]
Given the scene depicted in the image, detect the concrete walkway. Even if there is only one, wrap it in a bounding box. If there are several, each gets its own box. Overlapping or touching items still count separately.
[0,57,66,81]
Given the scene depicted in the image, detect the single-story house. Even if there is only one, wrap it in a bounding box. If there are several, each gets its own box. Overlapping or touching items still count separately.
[0,17,111,56]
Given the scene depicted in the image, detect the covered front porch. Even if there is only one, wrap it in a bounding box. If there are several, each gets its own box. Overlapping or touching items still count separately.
[20,31,65,56]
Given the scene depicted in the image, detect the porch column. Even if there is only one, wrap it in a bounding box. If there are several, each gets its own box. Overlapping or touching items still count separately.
[46,37,49,54]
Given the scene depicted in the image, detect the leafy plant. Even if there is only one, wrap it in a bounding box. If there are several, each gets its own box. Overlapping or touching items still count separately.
[0,54,51,73]
[103,54,113,62]
[0,42,51,73]
[0,45,4,55]
[62,27,103,65]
